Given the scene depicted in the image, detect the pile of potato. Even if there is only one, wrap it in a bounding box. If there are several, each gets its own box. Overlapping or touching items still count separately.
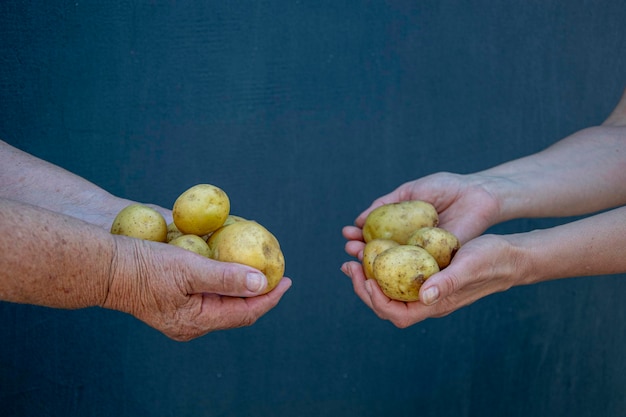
[361,201,460,302]
[110,184,285,293]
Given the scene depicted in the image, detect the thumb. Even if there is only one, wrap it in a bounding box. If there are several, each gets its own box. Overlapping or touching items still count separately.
[419,268,461,306]
[187,258,268,297]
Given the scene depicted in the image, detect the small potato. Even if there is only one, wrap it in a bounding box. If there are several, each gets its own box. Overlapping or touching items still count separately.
[207,221,285,293]
[373,245,439,302]
[110,204,167,242]
[362,239,399,279]
[169,234,211,258]
[168,221,212,242]
[363,201,439,244]
[173,184,230,236]
[221,214,248,227]
[166,222,184,243]
[407,227,461,269]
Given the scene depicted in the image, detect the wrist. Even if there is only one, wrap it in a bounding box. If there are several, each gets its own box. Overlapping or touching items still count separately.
[101,236,141,315]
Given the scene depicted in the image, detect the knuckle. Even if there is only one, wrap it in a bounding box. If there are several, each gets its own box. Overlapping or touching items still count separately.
[218,264,241,293]
[440,272,462,297]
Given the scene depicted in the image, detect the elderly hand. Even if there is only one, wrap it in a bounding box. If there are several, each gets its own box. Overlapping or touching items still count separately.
[104,235,292,341]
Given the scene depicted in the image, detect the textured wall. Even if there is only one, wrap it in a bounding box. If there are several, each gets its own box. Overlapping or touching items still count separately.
[1,1,625,416]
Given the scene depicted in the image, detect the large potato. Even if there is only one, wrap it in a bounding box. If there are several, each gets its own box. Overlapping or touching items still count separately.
[372,245,439,302]
[172,184,230,236]
[362,201,438,244]
[362,239,399,279]
[407,227,460,269]
[207,220,285,293]
[110,204,167,242]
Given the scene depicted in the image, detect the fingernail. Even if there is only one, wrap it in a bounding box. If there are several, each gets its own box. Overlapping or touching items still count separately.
[246,273,266,293]
[422,286,440,305]
[365,280,373,296]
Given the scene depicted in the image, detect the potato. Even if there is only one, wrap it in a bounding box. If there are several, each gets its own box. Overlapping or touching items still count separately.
[372,245,439,302]
[166,222,184,243]
[222,214,248,227]
[407,227,460,269]
[362,201,439,244]
[168,221,215,243]
[362,239,399,279]
[169,234,211,258]
[172,184,230,236]
[207,220,285,293]
[110,204,167,242]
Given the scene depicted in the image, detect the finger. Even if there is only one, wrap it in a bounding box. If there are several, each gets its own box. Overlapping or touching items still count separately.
[366,279,402,321]
[367,279,435,328]
[341,262,374,310]
[186,258,270,297]
[342,225,363,241]
[418,257,467,306]
[344,240,365,259]
[199,277,292,330]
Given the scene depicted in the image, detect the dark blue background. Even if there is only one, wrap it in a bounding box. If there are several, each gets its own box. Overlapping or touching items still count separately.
[2,1,626,416]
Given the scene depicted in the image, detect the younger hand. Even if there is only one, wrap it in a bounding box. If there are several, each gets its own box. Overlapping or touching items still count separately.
[343,172,503,261]
[341,234,518,328]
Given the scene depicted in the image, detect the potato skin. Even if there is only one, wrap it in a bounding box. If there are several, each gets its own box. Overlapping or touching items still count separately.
[166,222,184,243]
[407,227,460,269]
[362,239,400,279]
[363,201,439,244]
[110,204,167,242]
[222,214,247,227]
[169,234,211,258]
[373,245,439,302]
[172,184,230,236]
[207,221,285,293]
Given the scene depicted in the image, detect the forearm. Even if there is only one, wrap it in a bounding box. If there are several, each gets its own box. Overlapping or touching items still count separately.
[479,124,626,222]
[510,205,626,285]
[0,197,115,309]
[0,139,130,228]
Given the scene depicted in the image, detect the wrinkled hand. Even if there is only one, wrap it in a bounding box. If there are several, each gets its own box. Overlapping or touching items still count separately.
[341,234,519,328]
[104,237,292,341]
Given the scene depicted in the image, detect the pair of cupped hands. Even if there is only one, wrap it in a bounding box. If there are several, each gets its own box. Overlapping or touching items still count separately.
[107,171,509,341]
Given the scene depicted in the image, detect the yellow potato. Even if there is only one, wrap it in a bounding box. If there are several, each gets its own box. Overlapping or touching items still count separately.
[166,222,184,243]
[207,220,285,293]
[172,184,230,236]
[407,227,461,269]
[110,204,168,242]
[221,214,248,227]
[362,239,399,279]
[362,201,439,244]
[169,234,211,258]
[372,245,439,302]
[168,221,213,242]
